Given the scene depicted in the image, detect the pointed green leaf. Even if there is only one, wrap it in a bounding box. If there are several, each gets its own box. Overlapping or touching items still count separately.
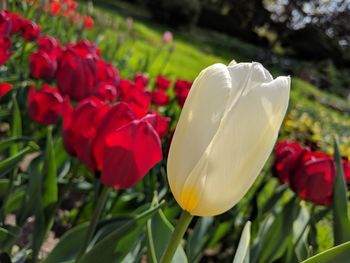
[78,203,163,263]
[42,127,58,214]
[43,223,89,263]
[233,221,251,263]
[302,241,350,263]
[147,209,188,263]
[10,95,22,156]
[332,138,350,245]
[0,225,21,252]
[186,217,214,262]
[0,143,38,177]
[251,197,300,263]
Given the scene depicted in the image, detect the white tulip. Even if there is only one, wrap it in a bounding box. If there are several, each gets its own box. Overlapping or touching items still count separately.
[167,61,290,216]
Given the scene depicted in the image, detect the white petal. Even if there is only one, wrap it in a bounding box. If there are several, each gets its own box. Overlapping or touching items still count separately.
[190,76,290,216]
[167,63,233,204]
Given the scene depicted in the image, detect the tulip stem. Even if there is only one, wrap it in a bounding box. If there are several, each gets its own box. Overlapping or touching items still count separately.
[76,185,111,260]
[160,209,193,263]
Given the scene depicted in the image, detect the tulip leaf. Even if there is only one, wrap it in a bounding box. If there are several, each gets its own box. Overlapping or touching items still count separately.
[251,197,300,263]
[78,203,164,263]
[17,157,42,226]
[0,179,10,198]
[42,127,58,215]
[43,223,89,263]
[332,138,350,245]
[3,187,25,214]
[0,137,30,153]
[10,95,22,156]
[147,209,188,263]
[32,128,58,262]
[0,225,21,252]
[44,217,133,263]
[301,241,350,263]
[186,216,214,262]
[0,143,38,178]
[232,221,251,263]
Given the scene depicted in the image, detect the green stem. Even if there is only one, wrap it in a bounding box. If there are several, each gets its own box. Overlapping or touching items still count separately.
[160,209,193,263]
[76,186,111,260]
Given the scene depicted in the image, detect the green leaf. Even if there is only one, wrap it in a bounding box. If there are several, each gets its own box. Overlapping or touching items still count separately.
[251,197,300,263]
[17,157,42,225]
[78,203,163,263]
[301,241,350,263]
[0,143,39,177]
[186,217,214,262]
[233,221,251,263]
[10,95,22,156]
[43,223,89,263]
[32,127,58,262]
[0,137,30,152]
[42,127,58,214]
[3,188,25,214]
[0,179,10,198]
[45,217,134,263]
[332,138,350,245]
[147,209,188,263]
[0,225,21,252]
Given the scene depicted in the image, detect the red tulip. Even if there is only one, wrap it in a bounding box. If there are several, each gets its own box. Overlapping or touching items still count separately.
[0,82,12,97]
[28,84,68,125]
[83,15,94,29]
[134,73,149,87]
[100,118,162,189]
[342,159,350,183]
[144,111,170,139]
[38,36,61,56]
[92,102,137,171]
[151,89,170,107]
[155,75,171,90]
[96,59,120,87]
[95,83,117,102]
[290,151,336,206]
[30,51,57,80]
[0,36,11,66]
[50,1,62,15]
[0,11,12,36]
[21,20,40,41]
[273,141,307,183]
[56,42,98,100]
[120,87,151,117]
[174,79,192,107]
[63,97,109,167]
[9,13,24,34]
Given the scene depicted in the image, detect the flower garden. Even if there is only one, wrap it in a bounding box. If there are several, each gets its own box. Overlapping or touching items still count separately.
[1,1,350,263]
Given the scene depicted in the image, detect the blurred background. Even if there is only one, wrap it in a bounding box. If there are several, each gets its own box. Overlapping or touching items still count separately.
[91,0,350,98]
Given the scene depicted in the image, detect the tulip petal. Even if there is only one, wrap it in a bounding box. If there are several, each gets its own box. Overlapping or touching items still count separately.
[189,75,290,216]
[167,63,234,201]
[101,120,162,189]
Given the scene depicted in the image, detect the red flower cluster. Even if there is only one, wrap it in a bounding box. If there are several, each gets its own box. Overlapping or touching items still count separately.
[151,75,171,107]
[28,84,70,125]
[56,40,120,101]
[63,97,164,189]
[1,10,42,66]
[26,0,94,29]
[174,79,192,107]
[30,36,61,81]
[273,141,350,206]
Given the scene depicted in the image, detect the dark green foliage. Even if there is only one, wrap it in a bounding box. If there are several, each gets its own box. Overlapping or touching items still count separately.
[145,0,201,29]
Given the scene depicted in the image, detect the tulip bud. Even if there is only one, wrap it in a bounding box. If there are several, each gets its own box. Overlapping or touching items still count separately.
[167,61,290,216]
